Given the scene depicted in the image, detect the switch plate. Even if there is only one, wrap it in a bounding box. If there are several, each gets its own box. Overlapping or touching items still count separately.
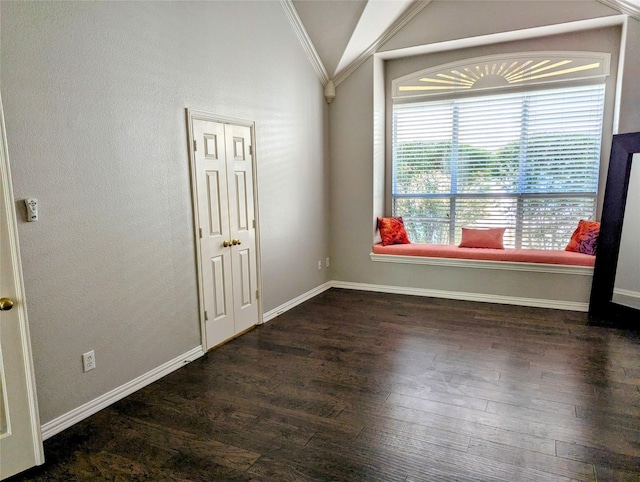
[25,198,38,222]
[325,257,330,268]
[82,350,96,372]
[317,260,322,271]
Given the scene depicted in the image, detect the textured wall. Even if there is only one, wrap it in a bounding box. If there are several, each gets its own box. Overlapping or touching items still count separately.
[1,1,330,423]
[380,0,617,53]
[329,1,636,304]
[618,18,640,133]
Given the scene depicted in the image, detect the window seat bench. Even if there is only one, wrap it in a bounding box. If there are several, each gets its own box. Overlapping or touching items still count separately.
[372,243,595,267]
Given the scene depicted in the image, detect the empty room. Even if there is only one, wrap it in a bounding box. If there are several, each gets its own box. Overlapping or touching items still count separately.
[1,1,639,480]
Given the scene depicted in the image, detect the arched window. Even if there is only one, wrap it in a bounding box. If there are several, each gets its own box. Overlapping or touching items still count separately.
[391,52,610,249]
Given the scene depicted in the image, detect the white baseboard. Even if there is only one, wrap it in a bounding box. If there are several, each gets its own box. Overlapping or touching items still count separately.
[331,281,589,312]
[41,346,205,440]
[262,281,333,323]
[613,287,640,309]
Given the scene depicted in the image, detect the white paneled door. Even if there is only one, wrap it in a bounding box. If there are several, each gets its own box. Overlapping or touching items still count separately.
[191,115,259,350]
[0,99,44,480]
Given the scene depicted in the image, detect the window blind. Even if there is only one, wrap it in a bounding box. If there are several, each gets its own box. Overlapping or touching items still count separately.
[392,84,605,249]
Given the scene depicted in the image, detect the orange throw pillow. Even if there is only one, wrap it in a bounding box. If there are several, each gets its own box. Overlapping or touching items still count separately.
[377,217,411,246]
[566,220,600,255]
[458,227,506,249]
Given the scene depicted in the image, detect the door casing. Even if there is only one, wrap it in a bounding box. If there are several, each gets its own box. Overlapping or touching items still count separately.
[0,95,44,479]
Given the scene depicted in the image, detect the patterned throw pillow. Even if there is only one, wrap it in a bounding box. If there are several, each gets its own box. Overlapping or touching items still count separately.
[377,217,411,246]
[565,220,600,256]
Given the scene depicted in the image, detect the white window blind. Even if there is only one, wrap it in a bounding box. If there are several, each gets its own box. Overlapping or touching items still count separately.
[392,84,605,249]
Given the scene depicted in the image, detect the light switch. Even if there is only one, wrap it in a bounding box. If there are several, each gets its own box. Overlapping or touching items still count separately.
[25,198,38,222]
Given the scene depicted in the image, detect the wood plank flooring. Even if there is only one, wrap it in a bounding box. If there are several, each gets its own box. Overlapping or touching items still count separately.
[12,289,640,481]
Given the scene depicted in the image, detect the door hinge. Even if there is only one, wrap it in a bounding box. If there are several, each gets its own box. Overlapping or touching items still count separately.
[193,139,197,152]
[204,310,209,321]
[249,145,253,156]
[252,219,256,229]
[199,227,203,239]
[256,290,260,300]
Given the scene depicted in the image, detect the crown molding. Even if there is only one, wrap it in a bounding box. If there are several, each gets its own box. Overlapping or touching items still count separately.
[280,0,330,86]
[334,0,433,87]
[598,0,640,20]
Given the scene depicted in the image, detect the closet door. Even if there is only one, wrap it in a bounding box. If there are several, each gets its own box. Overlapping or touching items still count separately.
[225,124,259,335]
[193,120,235,348]
[192,117,259,350]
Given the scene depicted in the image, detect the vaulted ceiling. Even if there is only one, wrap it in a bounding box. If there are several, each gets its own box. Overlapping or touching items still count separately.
[285,0,640,86]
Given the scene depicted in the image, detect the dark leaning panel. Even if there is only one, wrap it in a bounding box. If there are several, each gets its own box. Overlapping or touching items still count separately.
[12,288,640,481]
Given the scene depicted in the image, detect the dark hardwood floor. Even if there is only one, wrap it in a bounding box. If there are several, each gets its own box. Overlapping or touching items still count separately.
[13,289,640,481]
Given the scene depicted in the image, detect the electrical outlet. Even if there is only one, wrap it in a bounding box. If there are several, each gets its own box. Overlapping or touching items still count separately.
[317,260,322,270]
[325,257,330,268]
[82,350,96,372]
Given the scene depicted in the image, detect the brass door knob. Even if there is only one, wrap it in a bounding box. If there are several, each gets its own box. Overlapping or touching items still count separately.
[223,240,231,247]
[232,239,241,245]
[0,298,15,311]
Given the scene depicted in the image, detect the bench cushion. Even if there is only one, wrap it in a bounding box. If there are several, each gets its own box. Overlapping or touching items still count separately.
[372,243,595,266]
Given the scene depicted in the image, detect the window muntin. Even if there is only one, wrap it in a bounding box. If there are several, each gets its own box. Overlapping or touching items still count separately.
[392,84,605,249]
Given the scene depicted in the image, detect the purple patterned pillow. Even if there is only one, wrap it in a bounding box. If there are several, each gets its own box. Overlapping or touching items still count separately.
[566,220,600,256]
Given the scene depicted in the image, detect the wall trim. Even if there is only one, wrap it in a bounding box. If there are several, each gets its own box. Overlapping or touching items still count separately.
[280,0,329,86]
[370,253,595,276]
[598,0,640,20]
[264,279,589,322]
[263,281,333,323]
[331,280,589,312]
[614,287,640,299]
[613,287,640,309]
[612,15,628,134]
[41,346,205,440]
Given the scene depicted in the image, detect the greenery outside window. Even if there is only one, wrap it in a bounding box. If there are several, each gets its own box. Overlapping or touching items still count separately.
[391,54,608,250]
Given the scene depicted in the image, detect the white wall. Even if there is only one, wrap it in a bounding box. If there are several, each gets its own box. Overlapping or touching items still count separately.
[1,1,330,424]
[329,1,637,306]
[618,19,640,132]
[379,0,617,52]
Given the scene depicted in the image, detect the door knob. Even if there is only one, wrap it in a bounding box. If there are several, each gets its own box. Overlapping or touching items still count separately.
[232,239,241,245]
[223,240,230,247]
[0,298,15,311]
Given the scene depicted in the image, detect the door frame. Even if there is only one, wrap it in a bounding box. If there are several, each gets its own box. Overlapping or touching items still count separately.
[185,109,264,351]
[0,95,44,475]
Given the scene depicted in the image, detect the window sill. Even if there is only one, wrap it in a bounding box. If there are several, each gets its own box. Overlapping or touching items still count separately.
[370,245,595,276]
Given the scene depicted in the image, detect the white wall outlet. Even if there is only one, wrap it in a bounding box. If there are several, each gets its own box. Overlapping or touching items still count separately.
[325,257,330,268]
[317,260,322,271]
[82,350,96,372]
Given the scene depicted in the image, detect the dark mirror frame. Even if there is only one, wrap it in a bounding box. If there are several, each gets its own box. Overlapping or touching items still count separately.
[589,131,640,327]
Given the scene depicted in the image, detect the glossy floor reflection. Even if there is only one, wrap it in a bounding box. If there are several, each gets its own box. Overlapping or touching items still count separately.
[13,289,640,481]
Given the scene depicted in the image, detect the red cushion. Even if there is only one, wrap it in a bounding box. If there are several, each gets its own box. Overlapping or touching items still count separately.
[372,243,595,266]
[565,220,600,256]
[459,227,506,249]
[377,217,411,246]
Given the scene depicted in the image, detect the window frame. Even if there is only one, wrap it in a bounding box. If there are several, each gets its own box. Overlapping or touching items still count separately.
[387,52,611,249]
